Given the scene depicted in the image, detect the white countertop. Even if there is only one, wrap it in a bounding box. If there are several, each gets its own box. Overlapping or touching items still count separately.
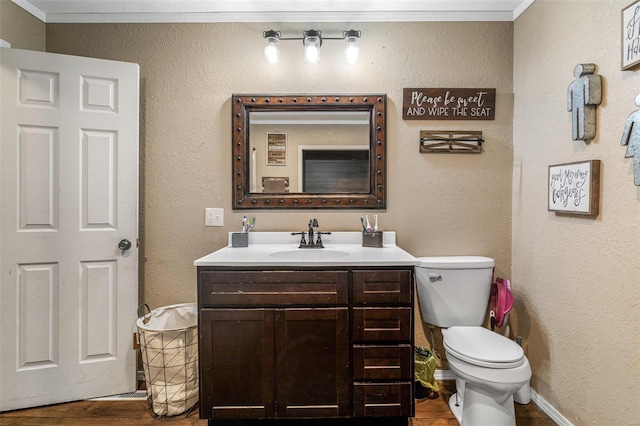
[194,232,419,267]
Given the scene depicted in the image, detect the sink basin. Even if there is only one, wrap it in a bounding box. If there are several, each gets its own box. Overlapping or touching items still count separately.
[268,249,351,260]
[194,232,421,267]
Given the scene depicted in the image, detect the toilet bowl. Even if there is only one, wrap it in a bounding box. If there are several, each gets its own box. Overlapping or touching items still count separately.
[442,326,531,426]
[414,256,532,426]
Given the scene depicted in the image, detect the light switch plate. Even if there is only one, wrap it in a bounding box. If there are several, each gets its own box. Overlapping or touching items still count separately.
[205,208,224,226]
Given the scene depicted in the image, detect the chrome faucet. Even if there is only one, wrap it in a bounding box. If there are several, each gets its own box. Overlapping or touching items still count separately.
[291,218,331,248]
[308,218,318,244]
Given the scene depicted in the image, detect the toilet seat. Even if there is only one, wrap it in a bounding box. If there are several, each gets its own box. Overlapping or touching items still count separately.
[442,326,525,369]
[446,350,532,386]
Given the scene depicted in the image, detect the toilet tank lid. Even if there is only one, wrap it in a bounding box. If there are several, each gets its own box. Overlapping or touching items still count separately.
[417,256,495,269]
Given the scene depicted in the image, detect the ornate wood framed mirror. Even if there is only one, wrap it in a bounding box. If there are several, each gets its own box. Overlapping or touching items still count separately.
[232,94,386,209]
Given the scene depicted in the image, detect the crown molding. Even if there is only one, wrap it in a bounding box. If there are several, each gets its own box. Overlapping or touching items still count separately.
[12,0,535,24]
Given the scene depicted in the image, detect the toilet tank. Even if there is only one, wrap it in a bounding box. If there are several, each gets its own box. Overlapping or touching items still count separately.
[415,256,495,327]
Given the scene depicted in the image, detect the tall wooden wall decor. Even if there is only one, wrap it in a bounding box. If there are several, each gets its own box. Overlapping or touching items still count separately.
[567,63,602,141]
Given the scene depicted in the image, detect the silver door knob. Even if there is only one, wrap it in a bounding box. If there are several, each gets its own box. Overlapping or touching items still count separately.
[118,239,132,251]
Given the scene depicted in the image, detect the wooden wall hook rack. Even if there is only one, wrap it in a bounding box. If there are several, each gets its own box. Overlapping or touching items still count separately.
[419,130,483,154]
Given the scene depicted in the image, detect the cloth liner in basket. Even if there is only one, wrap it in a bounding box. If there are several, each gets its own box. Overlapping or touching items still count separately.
[137,303,198,417]
[414,346,439,392]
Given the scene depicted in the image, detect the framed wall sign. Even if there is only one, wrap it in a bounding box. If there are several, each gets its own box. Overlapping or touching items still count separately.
[622,0,640,70]
[548,160,601,217]
[402,88,496,120]
[266,132,287,165]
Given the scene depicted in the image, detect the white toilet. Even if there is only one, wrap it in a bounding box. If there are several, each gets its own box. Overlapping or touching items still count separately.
[415,256,531,426]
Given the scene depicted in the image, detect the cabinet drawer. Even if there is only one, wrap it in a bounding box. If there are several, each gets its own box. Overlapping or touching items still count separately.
[352,307,412,342]
[353,344,412,380]
[353,382,413,418]
[199,270,348,306]
[353,270,412,304]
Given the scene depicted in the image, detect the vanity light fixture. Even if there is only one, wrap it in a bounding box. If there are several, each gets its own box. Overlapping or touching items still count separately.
[264,30,280,64]
[303,30,322,64]
[343,30,360,64]
[263,29,361,65]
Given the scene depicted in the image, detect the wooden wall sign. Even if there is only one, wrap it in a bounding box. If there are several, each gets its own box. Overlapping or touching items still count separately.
[548,160,601,217]
[403,88,496,120]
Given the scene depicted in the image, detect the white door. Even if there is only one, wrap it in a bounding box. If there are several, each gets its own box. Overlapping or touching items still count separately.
[0,47,139,411]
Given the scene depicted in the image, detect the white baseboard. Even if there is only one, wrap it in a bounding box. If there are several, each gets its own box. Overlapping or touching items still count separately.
[434,369,572,426]
[434,368,456,381]
[530,388,572,426]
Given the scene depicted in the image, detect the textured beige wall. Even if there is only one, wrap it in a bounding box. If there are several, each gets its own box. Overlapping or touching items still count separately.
[46,21,513,352]
[514,1,640,425]
[28,8,638,424]
[35,8,640,424]
[0,0,45,51]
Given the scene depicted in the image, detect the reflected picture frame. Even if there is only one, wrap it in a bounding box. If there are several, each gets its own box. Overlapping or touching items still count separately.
[266,132,287,166]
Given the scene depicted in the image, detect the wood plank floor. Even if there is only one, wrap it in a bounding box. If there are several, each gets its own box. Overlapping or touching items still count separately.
[0,381,556,425]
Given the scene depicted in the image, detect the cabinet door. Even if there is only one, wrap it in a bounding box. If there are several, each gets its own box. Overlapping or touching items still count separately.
[199,309,275,419]
[275,308,349,418]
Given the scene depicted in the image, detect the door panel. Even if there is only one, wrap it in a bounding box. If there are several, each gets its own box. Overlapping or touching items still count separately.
[1,47,139,411]
[275,308,349,418]
[17,263,59,370]
[80,260,117,362]
[18,125,59,230]
[200,308,276,419]
[81,130,118,229]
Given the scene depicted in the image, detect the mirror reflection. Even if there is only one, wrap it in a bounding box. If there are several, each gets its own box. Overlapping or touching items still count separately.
[249,111,370,194]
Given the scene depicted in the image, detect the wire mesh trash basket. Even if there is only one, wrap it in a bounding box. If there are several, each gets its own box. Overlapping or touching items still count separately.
[137,303,199,417]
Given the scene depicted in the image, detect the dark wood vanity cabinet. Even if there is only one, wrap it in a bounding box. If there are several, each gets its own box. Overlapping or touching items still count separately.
[351,270,414,418]
[197,267,414,423]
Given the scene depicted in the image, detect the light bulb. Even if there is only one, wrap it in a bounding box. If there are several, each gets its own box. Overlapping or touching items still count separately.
[265,40,279,64]
[345,41,359,64]
[263,30,280,64]
[344,30,360,64]
[305,43,319,63]
[304,30,321,64]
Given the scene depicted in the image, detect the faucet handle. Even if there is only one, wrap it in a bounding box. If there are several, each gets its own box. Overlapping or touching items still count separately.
[292,231,307,247]
[315,231,331,247]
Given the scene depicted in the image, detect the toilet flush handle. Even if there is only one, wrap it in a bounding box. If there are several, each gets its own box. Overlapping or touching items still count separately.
[429,273,442,283]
